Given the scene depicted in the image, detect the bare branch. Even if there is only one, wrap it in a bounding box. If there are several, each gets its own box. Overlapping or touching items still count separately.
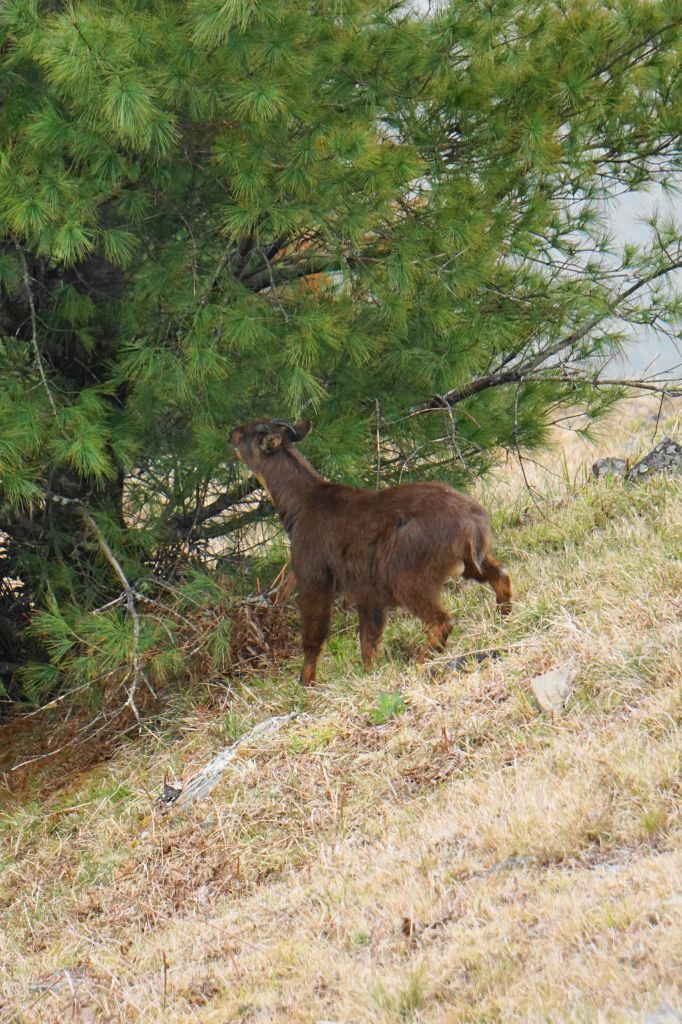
[192,503,273,542]
[16,247,58,417]
[52,496,152,721]
[75,504,129,590]
[240,253,333,292]
[169,482,261,537]
[240,251,375,293]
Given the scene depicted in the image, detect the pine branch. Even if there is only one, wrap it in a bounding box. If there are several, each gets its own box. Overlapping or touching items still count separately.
[264,236,287,261]
[74,504,129,589]
[410,257,682,415]
[519,374,682,398]
[231,236,256,275]
[591,18,682,80]
[198,249,233,310]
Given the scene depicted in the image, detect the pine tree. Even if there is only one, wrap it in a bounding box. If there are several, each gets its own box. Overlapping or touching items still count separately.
[1,0,681,700]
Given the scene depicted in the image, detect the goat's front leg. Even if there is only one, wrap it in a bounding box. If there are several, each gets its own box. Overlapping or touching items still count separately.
[298,585,333,686]
[358,604,387,672]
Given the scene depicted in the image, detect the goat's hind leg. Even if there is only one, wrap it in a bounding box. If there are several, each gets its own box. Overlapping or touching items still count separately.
[419,606,453,662]
[358,604,387,672]
[465,555,512,615]
[399,579,453,664]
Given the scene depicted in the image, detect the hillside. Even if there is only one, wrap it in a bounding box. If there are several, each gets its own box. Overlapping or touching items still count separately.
[1,398,681,1024]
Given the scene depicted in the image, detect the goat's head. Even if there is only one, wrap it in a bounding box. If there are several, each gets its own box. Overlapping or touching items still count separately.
[229,418,312,472]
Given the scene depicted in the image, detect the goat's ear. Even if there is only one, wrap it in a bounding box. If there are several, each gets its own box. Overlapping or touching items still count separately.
[291,419,312,443]
[259,432,282,454]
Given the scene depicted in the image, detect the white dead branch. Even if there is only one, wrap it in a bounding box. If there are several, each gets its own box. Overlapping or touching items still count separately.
[170,712,300,810]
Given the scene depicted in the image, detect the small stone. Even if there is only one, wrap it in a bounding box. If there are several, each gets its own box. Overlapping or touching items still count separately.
[644,1004,682,1024]
[663,892,682,911]
[161,782,182,804]
[638,463,649,474]
[491,855,535,873]
[531,664,576,715]
[195,884,210,905]
[591,457,628,479]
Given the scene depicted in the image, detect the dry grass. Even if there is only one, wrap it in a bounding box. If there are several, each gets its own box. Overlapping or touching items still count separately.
[1,397,681,1024]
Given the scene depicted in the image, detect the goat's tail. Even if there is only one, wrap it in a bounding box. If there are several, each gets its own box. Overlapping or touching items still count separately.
[465,532,486,576]
[463,527,512,614]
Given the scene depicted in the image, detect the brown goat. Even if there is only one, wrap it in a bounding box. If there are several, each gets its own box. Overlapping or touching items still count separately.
[229,418,512,685]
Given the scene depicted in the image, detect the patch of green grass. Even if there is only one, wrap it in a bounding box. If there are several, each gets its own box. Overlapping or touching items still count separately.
[288,721,342,753]
[345,927,370,949]
[508,474,679,555]
[372,963,428,1021]
[367,690,407,726]
[222,710,249,742]
[640,806,670,838]
[325,618,363,676]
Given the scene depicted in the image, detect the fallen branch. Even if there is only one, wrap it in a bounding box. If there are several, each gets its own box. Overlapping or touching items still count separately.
[168,712,300,810]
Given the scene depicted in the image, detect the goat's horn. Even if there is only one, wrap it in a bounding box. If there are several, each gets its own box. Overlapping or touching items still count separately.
[271,419,300,440]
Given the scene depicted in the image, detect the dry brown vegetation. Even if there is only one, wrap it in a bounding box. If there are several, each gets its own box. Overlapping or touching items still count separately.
[1,397,681,1023]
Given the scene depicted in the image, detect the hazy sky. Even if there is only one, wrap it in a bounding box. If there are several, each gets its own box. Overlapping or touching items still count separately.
[606,187,681,378]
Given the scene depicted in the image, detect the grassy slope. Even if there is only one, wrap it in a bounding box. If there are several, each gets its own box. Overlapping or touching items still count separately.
[1,398,681,1024]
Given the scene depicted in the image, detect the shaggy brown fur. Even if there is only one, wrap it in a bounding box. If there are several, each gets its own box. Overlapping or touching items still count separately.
[230,419,512,686]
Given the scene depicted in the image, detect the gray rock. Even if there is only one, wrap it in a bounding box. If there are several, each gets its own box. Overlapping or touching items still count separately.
[626,437,682,483]
[592,457,628,479]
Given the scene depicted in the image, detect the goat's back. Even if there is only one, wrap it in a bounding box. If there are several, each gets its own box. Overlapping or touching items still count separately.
[290,480,491,604]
